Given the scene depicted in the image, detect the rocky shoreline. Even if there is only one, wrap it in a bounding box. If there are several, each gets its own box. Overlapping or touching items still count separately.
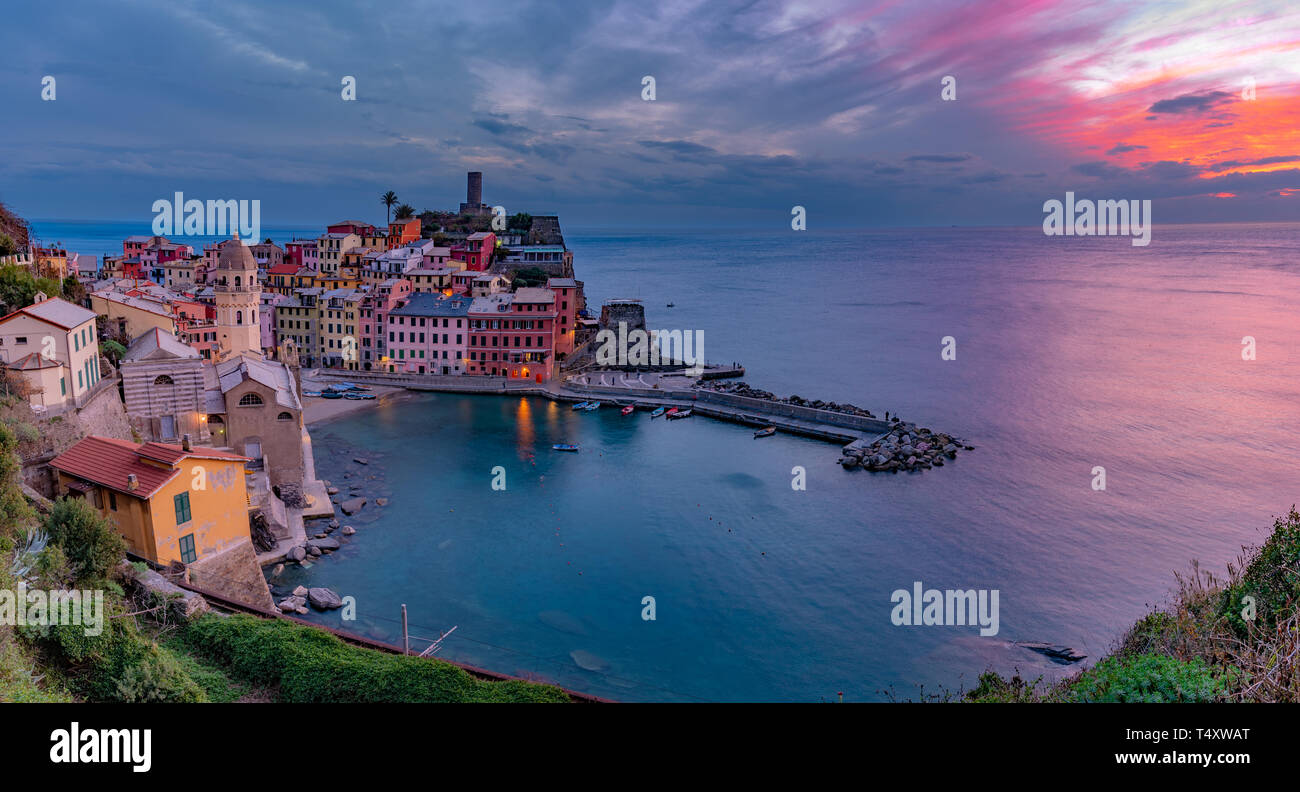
[265,437,393,613]
[695,379,878,419]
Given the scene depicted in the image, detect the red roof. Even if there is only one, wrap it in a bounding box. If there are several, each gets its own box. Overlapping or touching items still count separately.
[50,436,250,499]
[268,262,299,275]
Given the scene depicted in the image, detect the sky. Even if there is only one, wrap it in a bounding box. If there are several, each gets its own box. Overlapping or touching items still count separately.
[1,0,1299,230]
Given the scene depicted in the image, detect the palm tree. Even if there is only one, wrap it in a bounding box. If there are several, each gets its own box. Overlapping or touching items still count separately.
[394,203,415,220]
[381,191,399,224]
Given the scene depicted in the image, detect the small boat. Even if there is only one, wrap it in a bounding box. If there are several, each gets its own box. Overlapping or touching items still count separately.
[666,302,675,308]
[352,384,371,391]
[572,401,591,410]
[357,393,377,400]
[302,390,322,397]
[650,407,666,418]
[667,408,692,420]
[664,407,679,418]
[344,392,363,400]
[321,391,343,400]
[584,401,602,411]
[621,405,635,416]
[753,426,776,438]
[552,444,580,452]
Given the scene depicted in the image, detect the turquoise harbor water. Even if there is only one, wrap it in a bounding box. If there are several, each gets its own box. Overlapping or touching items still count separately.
[288,224,1300,702]
[33,220,1300,700]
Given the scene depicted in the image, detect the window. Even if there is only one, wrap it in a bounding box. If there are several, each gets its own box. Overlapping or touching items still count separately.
[109,491,117,511]
[238,393,263,406]
[174,492,192,525]
[277,411,293,421]
[153,375,174,385]
[179,533,196,564]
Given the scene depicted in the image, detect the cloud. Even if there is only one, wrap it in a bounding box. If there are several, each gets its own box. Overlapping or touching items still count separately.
[1106,142,1148,155]
[1147,90,1235,115]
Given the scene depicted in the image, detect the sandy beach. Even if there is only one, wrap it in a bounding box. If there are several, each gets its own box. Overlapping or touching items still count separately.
[299,372,413,425]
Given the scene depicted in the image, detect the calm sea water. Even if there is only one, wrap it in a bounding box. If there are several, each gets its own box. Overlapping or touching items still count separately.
[34,220,1300,700]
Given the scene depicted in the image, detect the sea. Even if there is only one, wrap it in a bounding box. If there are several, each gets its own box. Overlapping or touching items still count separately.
[29,219,1300,701]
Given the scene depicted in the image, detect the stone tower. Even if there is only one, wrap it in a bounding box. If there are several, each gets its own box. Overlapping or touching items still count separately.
[214,236,261,360]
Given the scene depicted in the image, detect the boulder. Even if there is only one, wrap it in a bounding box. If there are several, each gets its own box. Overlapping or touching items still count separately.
[308,587,343,610]
[292,585,308,597]
[340,497,367,515]
[326,486,339,496]
[287,546,306,562]
[375,497,388,507]
[341,525,356,536]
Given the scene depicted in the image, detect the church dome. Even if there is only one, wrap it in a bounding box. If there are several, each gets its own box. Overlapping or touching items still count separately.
[217,237,258,271]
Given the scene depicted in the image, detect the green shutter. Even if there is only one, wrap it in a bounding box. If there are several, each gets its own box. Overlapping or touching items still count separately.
[174,492,191,524]
[179,533,196,564]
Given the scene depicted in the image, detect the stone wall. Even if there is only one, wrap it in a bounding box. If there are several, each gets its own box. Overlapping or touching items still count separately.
[186,537,274,612]
[6,377,133,497]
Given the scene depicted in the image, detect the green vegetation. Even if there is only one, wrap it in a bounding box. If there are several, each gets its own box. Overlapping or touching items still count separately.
[511,266,552,289]
[43,497,126,585]
[0,233,16,257]
[507,212,532,231]
[177,613,571,703]
[381,190,399,224]
[967,507,1300,703]
[0,262,72,314]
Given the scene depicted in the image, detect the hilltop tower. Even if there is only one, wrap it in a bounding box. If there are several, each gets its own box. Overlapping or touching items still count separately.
[460,171,489,215]
[213,236,261,360]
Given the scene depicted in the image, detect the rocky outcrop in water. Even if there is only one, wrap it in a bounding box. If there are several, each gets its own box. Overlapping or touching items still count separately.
[842,424,973,473]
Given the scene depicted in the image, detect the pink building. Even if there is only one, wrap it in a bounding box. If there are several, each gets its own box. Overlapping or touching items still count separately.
[385,293,471,375]
[360,278,411,370]
[546,277,580,360]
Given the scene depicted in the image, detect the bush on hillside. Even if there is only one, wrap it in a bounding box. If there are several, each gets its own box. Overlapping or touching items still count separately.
[44,497,126,584]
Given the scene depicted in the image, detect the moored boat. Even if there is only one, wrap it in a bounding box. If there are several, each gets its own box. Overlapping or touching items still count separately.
[754,426,776,438]
[667,408,692,420]
[621,405,635,415]
[664,407,679,418]
[552,444,580,452]
[650,407,666,418]
[584,401,602,411]
[572,401,591,410]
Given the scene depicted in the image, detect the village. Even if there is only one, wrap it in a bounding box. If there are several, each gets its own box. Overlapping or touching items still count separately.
[0,170,949,618]
[0,172,611,612]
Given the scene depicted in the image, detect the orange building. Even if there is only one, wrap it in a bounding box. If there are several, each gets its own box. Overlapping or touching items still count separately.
[50,436,253,566]
[388,217,421,249]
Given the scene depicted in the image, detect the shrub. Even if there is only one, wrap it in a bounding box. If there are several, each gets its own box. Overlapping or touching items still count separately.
[180,614,570,703]
[44,617,205,703]
[1070,653,1234,703]
[43,497,126,584]
[1222,507,1300,634]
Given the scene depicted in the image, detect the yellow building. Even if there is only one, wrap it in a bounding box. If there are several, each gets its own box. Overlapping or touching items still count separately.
[51,435,253,566]
[90,291,176,340]
[317,288,362,369]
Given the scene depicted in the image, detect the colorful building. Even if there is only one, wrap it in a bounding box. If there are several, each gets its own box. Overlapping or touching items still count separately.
[50,435,252,567]
[451,231,495,271]
[466,288,557,381]
[0,295,102,409]
[386,292,470,374]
